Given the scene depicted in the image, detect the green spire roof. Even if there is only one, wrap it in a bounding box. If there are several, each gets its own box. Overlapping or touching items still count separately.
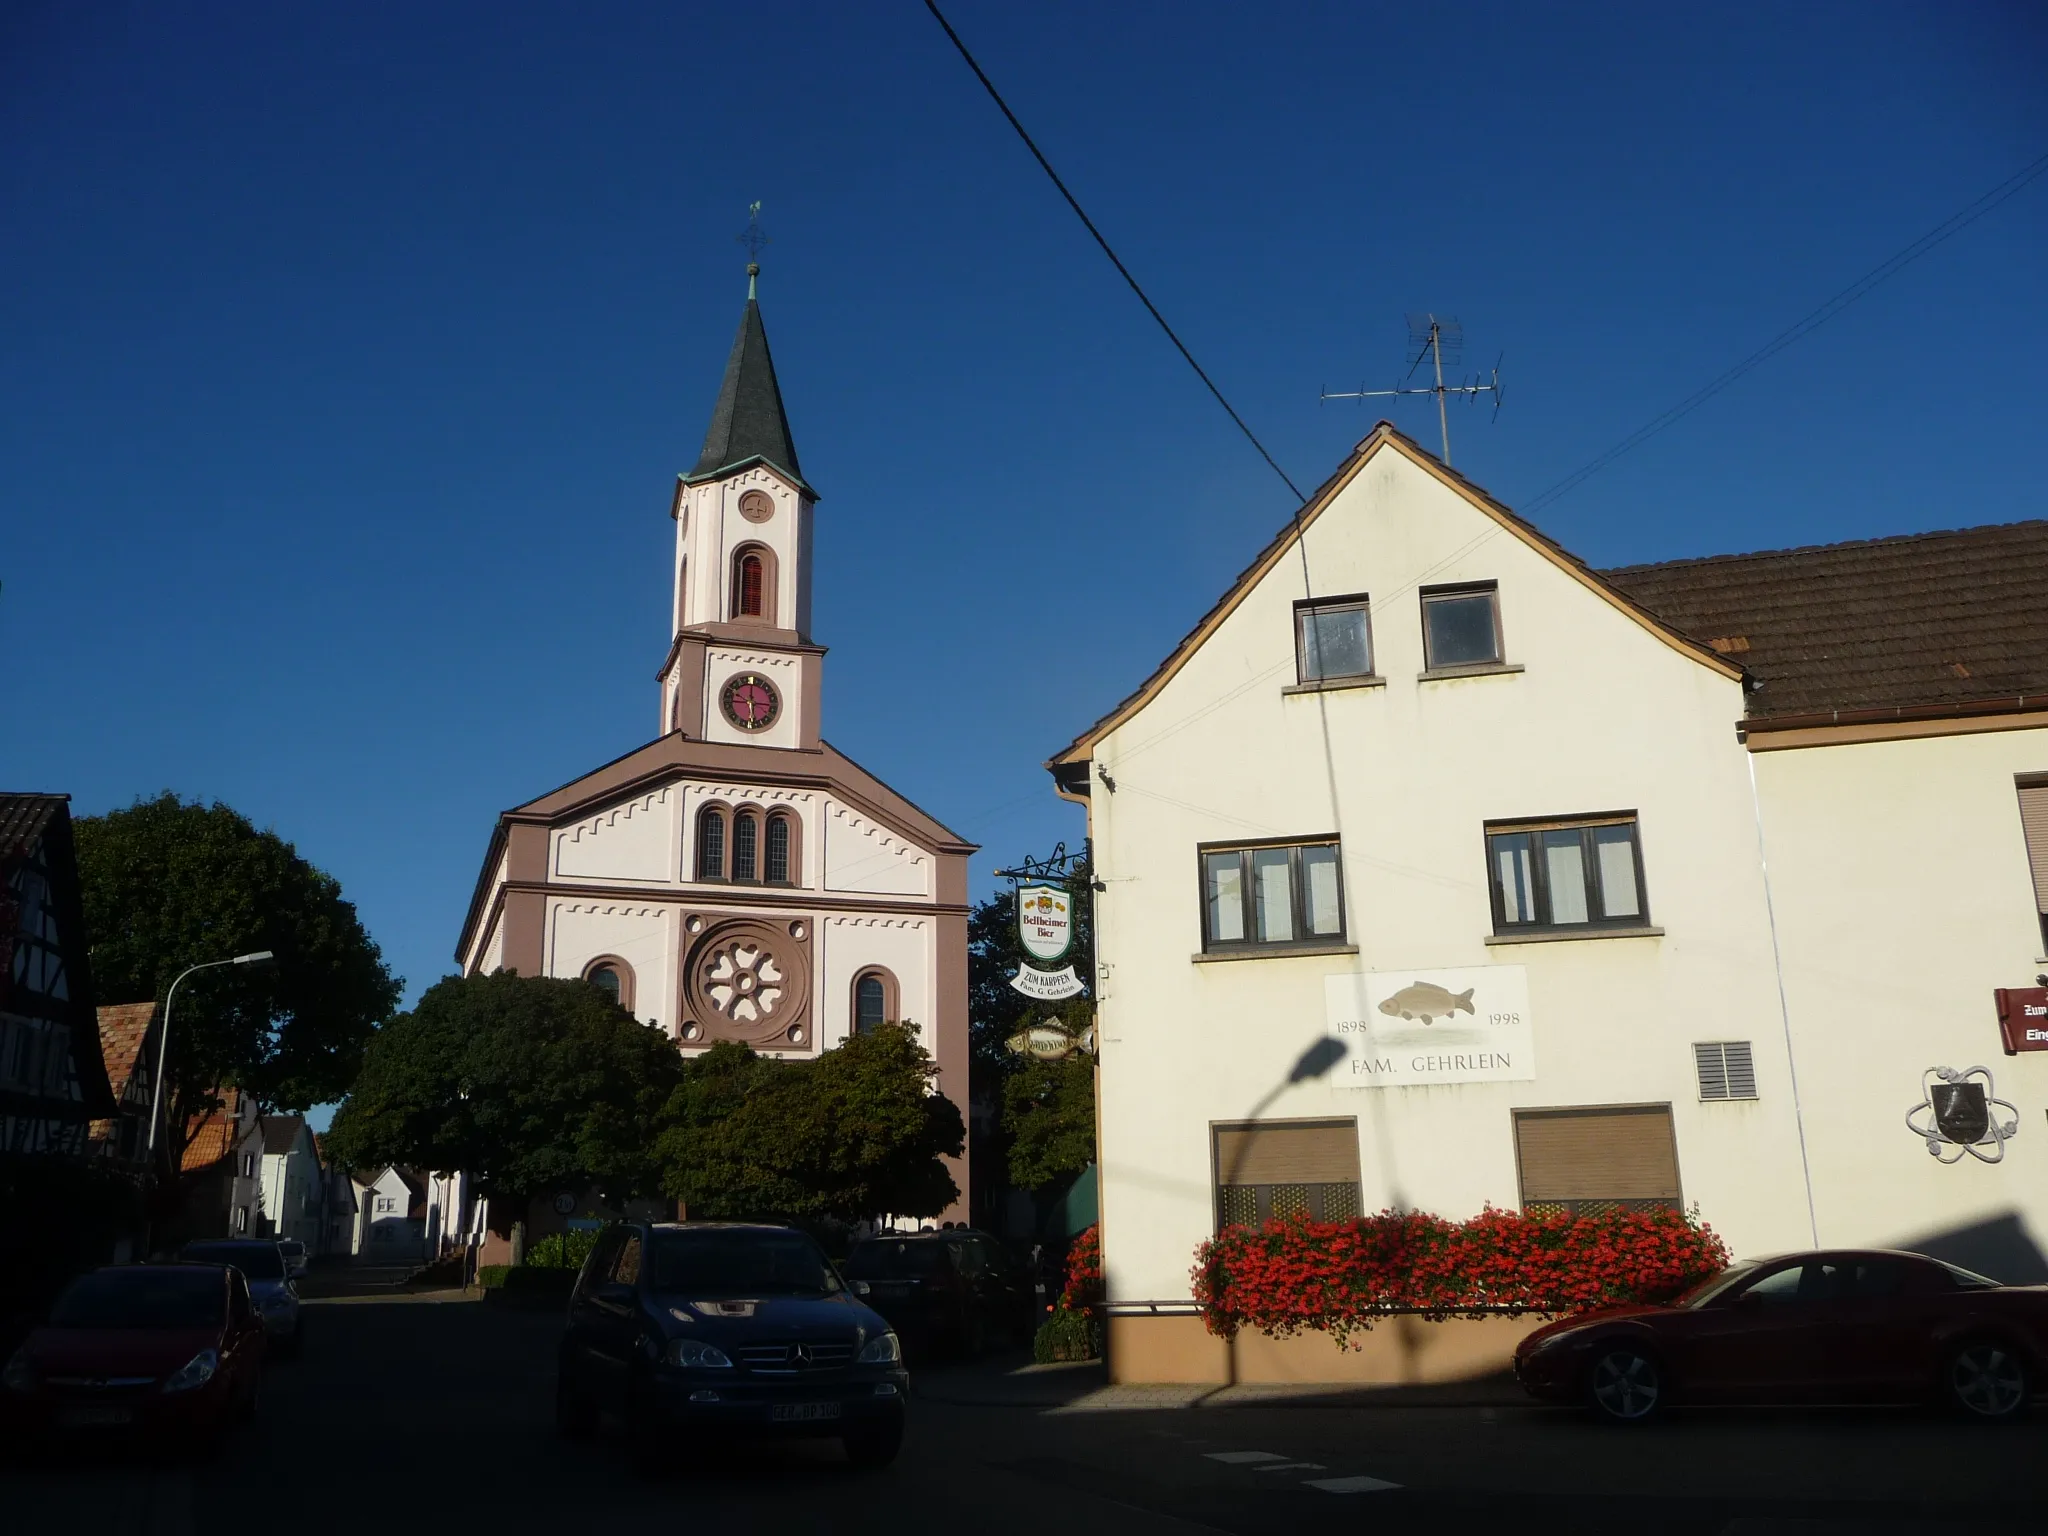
[687,293,808,493]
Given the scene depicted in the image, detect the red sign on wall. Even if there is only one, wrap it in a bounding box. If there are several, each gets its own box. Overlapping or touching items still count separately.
[1993,988,2048,1054]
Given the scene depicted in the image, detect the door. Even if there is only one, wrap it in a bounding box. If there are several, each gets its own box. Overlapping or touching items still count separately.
[1681,1259,1837,1400]
[565,1230,626,1409]
[1813,1257,1932,1400]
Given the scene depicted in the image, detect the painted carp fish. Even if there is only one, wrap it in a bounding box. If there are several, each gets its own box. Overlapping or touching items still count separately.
[1376,981,1477,1025]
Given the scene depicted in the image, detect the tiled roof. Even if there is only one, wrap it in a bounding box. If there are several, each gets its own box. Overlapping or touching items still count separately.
[0,793,65,859]
[181,1087,248,1173]
[260,1114,307,1156]
[686,294,807,492]
[95,1003,158,1102]
[1601,521,2048,723]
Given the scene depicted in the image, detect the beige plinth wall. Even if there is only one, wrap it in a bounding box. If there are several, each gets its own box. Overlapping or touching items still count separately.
[1108,1312,1549,1387]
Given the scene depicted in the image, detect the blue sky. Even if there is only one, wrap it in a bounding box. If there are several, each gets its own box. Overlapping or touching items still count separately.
[6,4,2044,1098]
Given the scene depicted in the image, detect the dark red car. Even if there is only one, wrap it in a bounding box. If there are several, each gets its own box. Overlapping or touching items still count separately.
[1515,1249,2048,1424]
[1,1264,265,1451]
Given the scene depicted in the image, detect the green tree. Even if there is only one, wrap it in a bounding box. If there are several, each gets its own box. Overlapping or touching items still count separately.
[967,851,1097,1196]
[324,971,684,1204]
[657,1024,964,1223]
[75,792,401,1168]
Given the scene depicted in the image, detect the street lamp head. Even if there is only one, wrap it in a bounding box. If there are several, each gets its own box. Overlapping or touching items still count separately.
[233,951,276,968]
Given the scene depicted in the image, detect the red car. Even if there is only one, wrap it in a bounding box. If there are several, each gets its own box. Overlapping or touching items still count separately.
[1,1264,265,1451]
[1514,1249,2048,1424]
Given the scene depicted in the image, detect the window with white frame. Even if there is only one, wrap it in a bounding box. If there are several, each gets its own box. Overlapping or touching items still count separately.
[1200,839,1345,952]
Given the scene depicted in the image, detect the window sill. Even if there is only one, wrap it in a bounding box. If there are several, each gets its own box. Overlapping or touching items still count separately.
[1483,925,1664,946]
[1192,941,1359,964]
[1419,662,1525,682]
[1281,674,1386,696]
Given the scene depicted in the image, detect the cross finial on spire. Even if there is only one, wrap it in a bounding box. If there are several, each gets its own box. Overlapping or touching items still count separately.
[738,201,769,298]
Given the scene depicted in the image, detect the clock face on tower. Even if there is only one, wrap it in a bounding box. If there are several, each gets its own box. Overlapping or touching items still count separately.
[720,672,781,732]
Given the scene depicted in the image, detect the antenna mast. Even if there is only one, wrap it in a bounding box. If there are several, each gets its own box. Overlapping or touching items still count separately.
[1321,315,1503,467]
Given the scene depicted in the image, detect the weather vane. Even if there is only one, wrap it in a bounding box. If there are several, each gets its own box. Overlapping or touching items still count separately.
[737,201,769,296]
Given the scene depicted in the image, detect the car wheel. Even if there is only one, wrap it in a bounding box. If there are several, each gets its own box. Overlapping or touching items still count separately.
[555,1366,598,1441]
[1945,1340,2030,1422]
[843,1418,904,1469]
[1586,1347,1664,1424]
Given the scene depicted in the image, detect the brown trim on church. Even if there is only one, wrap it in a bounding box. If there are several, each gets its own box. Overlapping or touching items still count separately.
[495,880,966,918]
[501,889,545,977]
[933,908,971,1224]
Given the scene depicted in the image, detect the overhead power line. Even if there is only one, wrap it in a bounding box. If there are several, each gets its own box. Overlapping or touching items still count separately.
[923,0,1305,503]
[1522,146,2048,516]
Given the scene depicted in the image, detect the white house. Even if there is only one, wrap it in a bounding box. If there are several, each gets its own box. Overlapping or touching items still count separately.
[257,1115,324,1250]
[453,267,976,1218]
[1048,423,2048,1378]
[353,1166,428,1263]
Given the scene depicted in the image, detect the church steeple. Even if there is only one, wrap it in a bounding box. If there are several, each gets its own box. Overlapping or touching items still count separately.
[685,272,808,495]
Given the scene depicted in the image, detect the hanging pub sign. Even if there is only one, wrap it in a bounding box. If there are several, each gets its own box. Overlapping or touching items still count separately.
[1993,987,2048,1054]
[1017,883,1074,963]
[1010,963,1085,1001]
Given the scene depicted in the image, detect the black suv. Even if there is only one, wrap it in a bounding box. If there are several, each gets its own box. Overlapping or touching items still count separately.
[556,1222,907,1469]
[842,1229,1034,1358]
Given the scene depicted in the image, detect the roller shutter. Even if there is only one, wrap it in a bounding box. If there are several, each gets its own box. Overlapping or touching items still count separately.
[2019,780,2048,914]
[1514,1104,1681,1216]
[1213,1119,1361,1229]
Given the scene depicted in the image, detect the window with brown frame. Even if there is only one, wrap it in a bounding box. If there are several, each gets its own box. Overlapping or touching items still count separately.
[733,811,759,882]
[1420,581,1503,669]
[1294,594,1374,683]
[695,808,726,881]
[766,813,793,884]
[852,969,896,1033]
[1199,838,1345,952]
[735,551,765,618]
[1212,1119,1361,1230]
[1486,814,1647,933]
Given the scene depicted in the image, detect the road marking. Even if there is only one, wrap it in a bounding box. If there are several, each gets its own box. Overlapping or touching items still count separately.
[1203,1451,1293,1464]
[1251,1462,1325,1473]
[1305,1475,1402,1494]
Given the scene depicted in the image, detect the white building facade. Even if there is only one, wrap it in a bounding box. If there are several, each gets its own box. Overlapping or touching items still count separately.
[1050,425,2048,1373]
[456,274,975,1217]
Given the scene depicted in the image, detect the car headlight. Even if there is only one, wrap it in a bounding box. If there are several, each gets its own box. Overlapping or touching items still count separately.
[163,1349,220,1394]
[3,1349,34,1393]
[857,1331,901,1365]
[665,1339,733,1369]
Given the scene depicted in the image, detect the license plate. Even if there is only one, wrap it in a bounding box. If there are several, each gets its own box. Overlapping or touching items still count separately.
[59,1405,134,1428]
[771,1401,841,1423]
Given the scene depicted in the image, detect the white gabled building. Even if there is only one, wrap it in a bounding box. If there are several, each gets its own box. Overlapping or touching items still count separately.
[1048,423,2048,1378]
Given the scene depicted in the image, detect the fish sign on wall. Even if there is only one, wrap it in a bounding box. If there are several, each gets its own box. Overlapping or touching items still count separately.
[1325,964,1536,1087]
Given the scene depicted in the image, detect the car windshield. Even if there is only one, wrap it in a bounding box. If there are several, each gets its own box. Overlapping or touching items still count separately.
[648,1232,842,1298]
[1673,1264,1760,1308]
[183,1242,286,1281]
[51,1269,225,1329]
[844,1241,951,1280]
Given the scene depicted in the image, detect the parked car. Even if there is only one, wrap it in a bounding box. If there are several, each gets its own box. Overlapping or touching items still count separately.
[182,1240,301,1356]
[1515,1248,2048,1424]
[556,1222,908,1471]
[0,1264,264,1451]
[842,1230,1035,1358]
[277,1239,309,1281]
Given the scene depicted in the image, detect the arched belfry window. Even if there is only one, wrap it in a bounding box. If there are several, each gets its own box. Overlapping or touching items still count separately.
[733,811,760,883]
[765,813,792,885]
[852,968,897,1034]
[696,807,726,881]
[736,550,765,619]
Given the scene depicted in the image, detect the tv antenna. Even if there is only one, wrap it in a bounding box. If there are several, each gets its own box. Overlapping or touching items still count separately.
[1321,315,1503,468]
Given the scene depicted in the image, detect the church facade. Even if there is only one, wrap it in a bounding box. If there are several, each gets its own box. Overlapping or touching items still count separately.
[455,274,975,1214]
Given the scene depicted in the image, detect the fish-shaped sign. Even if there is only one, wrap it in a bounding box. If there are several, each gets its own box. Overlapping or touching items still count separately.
[1006,1025,1081,1061]
[1376,981,1476,1025]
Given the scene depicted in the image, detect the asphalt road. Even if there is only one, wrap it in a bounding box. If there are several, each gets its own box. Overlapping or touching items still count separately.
[7,1284,2047,1535]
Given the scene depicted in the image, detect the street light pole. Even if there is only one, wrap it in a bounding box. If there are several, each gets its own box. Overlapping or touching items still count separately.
[145,950,277,1166]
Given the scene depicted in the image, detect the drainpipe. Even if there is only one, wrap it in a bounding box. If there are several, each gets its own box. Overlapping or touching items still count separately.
[1746,752,1821,1248]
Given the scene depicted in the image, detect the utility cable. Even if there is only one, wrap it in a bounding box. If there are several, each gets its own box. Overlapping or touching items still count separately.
[923,0,1305,503]
[1523,146,2048,516]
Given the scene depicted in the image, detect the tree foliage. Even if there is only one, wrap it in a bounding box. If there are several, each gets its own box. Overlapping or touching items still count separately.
[967,850,1097,1197]
[658,1025,964,1224]
[324,971,683,1204]
[75,792,401,1165]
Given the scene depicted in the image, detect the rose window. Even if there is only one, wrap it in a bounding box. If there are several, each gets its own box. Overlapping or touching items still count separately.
[703,939,785,1023]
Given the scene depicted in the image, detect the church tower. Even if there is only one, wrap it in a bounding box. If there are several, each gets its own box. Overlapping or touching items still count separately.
[456,256,976,1223]
[659,267,823,749]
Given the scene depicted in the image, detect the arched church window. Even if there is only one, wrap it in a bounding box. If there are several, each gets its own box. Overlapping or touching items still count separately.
[582,957,634,1011]
[853,970,894,1034]
[696,808,726,880]
[737,552,765,618]
[765,814,792,884]
[733,811,759,882]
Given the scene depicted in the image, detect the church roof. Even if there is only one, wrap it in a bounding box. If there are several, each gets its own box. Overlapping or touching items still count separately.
[685,294,810,495]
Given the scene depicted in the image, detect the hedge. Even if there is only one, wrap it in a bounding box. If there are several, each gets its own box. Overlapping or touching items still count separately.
[1192,1205,1729,1346]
